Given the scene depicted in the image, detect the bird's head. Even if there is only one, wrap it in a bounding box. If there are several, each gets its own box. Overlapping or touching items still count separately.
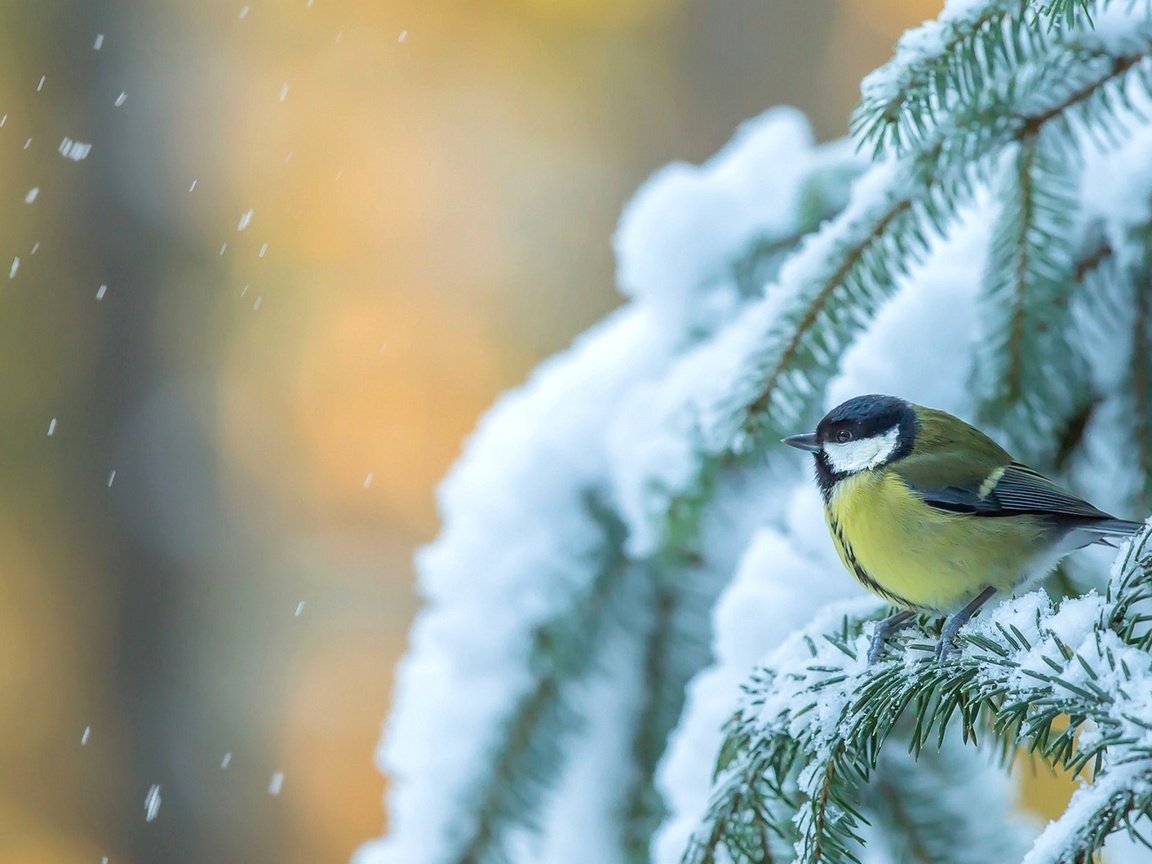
[784,394,919,490]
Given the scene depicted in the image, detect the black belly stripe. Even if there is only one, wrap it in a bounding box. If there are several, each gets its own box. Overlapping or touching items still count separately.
[828,514,916,609]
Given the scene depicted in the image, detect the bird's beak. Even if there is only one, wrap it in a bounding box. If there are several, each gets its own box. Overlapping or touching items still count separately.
[782,433,820,453]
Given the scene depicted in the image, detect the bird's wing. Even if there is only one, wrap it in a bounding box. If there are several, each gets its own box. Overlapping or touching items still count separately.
[895,459,1113,520]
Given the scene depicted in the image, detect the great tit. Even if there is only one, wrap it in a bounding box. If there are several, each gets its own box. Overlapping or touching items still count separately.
[783,394,1143,663]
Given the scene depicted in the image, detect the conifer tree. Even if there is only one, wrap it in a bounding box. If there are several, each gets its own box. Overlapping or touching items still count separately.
[358,2,1152,863]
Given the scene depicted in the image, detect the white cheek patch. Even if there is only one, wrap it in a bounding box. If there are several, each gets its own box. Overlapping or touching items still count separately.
[824,427,900,474]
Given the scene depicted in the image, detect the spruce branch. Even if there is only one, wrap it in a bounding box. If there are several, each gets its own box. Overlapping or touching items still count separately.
[746,25,1152,459]
[864,736,1030,864]
[452,498,633,864]
[1043,0,1095,30]
[621,496,760,862]
[852,0,1095,157]
[1022,763,1152,864]
[971,131,1090,463]
[633,19,1152,566]
[629,44,1152,836]
[685,526,1152,864]
[731,161,864,300]
[1072,204,1152,515]
[1108,214,1152,514]
[622,583,683,863]
[373,4,1152,863]
[1132,268,1152,510]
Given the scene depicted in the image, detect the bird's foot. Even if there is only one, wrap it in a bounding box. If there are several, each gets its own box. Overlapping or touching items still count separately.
[934,633,959,662]
[867,610,915,665]
[934,586,997,664]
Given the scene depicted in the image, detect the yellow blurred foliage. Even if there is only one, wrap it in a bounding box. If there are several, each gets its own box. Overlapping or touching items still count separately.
[281,632,406,858]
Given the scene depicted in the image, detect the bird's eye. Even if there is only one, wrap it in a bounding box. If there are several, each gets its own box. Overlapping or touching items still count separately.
[836,429,853,443]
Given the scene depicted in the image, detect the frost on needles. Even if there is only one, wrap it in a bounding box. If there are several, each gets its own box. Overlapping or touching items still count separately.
[685,526,1152,864]
[358,2,1152,863]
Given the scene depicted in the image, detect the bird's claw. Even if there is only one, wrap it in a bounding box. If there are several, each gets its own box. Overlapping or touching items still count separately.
[934,634,959,663]
[866,633,888,666]
[867,609,915,666]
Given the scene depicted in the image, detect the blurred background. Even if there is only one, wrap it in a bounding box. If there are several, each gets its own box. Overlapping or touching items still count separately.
[0,1,973,862]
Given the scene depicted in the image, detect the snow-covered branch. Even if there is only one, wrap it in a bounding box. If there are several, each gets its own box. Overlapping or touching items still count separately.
[359,112,862,864]
[853,0,1096,155]
[687,525,1152,864]
[361,3,1152,863]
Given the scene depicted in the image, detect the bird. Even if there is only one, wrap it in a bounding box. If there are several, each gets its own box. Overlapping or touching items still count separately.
[782,394,1143,663]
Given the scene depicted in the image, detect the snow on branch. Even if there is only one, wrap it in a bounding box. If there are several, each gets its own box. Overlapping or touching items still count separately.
[1057,122,1152,522]
[614,14,1152,562]
[685,525,1152,864]
[615,108,861,341]
[364,4,1152,864]
[652,190,1002,864]
[359,112,858,864]
[971,133,1090,464]
[362,311,671,864]
[853,0,1095,156]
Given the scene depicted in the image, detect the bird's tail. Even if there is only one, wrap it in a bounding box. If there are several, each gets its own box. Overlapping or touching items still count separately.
[1087,518,1146,546]
[1099,518,1145,535]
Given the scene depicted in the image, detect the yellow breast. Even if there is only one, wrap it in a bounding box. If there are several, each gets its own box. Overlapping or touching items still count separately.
[824,469,1046,613]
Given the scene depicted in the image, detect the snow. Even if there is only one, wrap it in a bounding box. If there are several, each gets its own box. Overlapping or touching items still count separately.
[1065,119,1152,537]
[237,210,254,231]
[48,418,57,436]
[1080,120,1152,269]
[58,137,92,161]
[81,725,90,745]
[358,309,681,864]
[1102,823,1152,864]
[825,201,986,410]
[221,752,232,768]
[96,284,107,301]
[614,108,833,338]
[1081,5,1152,54]
[538,613,648,864]
[858,0,1037,133]
[144,784,161,822]
[24,187,38,204]
[268,772,285,795]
